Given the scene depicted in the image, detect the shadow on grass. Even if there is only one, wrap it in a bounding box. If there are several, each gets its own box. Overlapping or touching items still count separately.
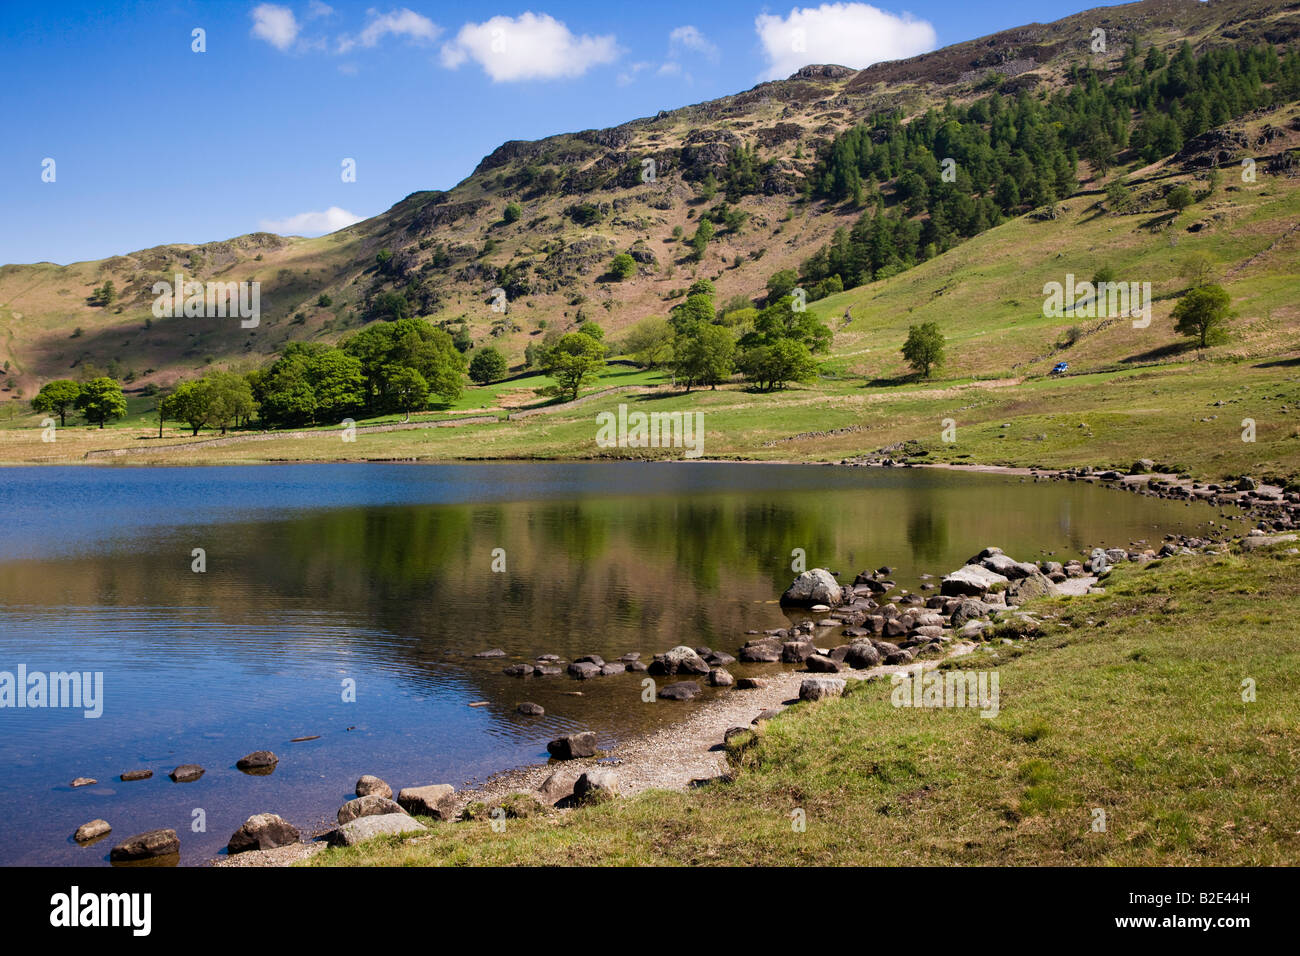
[1120,342,1192,364]
[861,374,920,388]
[1253,356,1300,369]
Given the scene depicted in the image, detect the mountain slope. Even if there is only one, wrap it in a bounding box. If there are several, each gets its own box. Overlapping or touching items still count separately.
[1,0,1298,407]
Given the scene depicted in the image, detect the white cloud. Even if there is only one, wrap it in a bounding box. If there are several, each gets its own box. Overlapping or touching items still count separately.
[307,1,334,18]
[260,207,363,236]
[357,8,440,47]
[669,25,718,62]
[250,3,300,51]
[440,13,619,82]
[755,3,936,81]
[617,61,652,86]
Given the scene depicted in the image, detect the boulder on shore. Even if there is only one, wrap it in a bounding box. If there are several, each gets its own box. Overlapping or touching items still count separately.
[338,794,405,825]
[941,564,1009,597]
[227,813,300,854]
[799,677,846,702]
[330,814,427,847]
[396,784,456,820]
[355,774,392,799]
[574,769,619,804]
[780,568,844,607]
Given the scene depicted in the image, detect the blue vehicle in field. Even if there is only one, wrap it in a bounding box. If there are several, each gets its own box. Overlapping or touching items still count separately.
[1050,362,1069,376]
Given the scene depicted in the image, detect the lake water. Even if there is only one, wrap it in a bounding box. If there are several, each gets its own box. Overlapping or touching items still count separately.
[0,462,1227,865]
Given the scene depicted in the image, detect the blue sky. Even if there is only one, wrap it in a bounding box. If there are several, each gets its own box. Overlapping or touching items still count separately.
[1,1,1130,265]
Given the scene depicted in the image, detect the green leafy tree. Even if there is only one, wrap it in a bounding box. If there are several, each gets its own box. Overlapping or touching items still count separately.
[766,269,799,302]
[31,380,82,426]
[739,296,833,354]
[623,316,674,368]
[1166,185,1194,212]
[370,290,411,322]
[162,380,213,436]
[672,323,735,391]
[89,280,116,307]
[74,377,127,428]
[1171,284,1233,349]
[1105,178,1132,213]
[690,218,715,262]
[610,253,637,280]
[901,322,946,378]
[738,339,817,392]
[383,365,430,421]
[543,332,606,402]
[1178,253,1216,290]
[669,292,716,335]
[469,346,508,384]
[502,202,522,224]
[204,371,257,434]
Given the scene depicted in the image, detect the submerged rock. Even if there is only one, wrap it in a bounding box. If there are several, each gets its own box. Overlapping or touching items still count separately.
[657,681,701,701]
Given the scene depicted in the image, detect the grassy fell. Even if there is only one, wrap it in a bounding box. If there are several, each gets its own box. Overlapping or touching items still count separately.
[313,543,1300,866]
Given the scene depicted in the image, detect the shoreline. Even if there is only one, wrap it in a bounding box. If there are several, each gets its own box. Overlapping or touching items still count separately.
[211,538,1211,867]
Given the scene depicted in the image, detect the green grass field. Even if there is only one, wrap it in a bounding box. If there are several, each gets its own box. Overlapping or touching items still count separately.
[312,541,1300,866]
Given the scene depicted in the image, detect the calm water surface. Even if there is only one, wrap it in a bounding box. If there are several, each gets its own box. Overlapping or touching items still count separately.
[0,462,1227,865]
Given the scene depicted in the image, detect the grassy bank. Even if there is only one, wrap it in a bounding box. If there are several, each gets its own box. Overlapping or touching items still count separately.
[312,541,1300,866]
[5,355,1297,488]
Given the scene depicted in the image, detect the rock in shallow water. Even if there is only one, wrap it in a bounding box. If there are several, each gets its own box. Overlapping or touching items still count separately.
[74,819,112,843]
[657,681,701,701]
[781,568,843,607]
[236,750,278,772]
[169,764,204,783]
[110,829,179,861]
[547,732,597,760]
[119,770,152,782]
[227,813,300,854]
